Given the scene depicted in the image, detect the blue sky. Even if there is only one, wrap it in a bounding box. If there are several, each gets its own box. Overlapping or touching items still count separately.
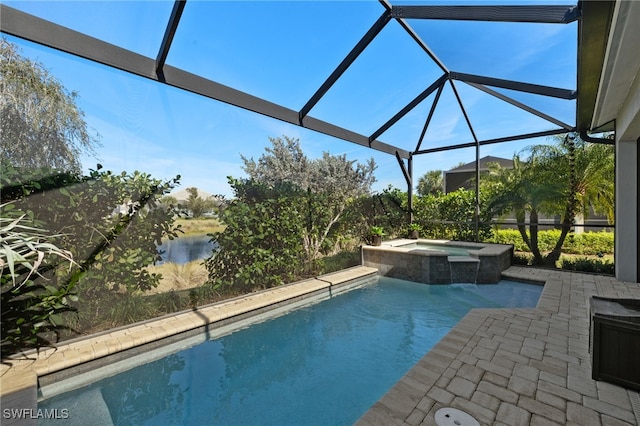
[4,1,577,197]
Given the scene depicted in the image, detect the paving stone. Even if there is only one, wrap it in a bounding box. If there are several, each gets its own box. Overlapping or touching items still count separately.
[482,371,509,387]
[530,359,567,377]
[513,363,539,381]
[470,390,500,412]
[397,376,429,398]
[523,337,545,351]
[477,337,500,350]
[538,370,567,387]
[518,396,566,424]
[567,375,598,398]
[583,396,638,424]
[457,353,479,366]
[496,402,531,426]
[379,387,420,416]
[415,396,435,414]
[498,340,523,355]
[457,363,484,383]
[529,413,565,426]
[535,389,567,411]
[508,374,537,397]
[495,348,530,365]
[435,375,451,389]
[426,387,454,405]
[476,380,518,404]
[520,345,544,360]
[446,376,476,399]
[596,381,632,410]
[566,401,601,426]
[406,365,440,387]
[471,346,495,361]
[405,408,426,426]
[600,414,635,426]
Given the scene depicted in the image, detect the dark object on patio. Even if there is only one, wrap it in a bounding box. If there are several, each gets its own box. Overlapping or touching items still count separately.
[590,296,640,391]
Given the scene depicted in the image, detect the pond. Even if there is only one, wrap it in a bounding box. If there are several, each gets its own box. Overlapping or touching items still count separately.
[157,234,217,264]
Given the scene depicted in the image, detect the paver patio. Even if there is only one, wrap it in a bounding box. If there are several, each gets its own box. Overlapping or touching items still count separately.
[356,266,640,426]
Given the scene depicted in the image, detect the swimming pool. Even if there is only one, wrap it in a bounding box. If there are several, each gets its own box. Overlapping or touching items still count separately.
[38,277,542,426]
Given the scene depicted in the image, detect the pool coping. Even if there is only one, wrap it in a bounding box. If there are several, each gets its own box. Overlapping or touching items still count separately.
[0,266,378,424]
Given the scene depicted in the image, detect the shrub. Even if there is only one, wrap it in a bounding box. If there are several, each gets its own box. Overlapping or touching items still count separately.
[1,204,79,357]
[512,253,532,265]
[488,229,613,255]
[561,257,614,275]
[206,179,305,292]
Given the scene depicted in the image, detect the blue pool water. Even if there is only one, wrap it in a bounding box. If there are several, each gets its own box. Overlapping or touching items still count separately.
[401,242,480,256]
[39,277,542,426]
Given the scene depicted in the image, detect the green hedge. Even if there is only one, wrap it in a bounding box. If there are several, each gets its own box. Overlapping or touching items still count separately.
[486,229,613,255]
[561,257,615,275]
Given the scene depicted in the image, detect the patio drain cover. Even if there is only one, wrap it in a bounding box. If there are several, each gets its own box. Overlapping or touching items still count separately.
[434,407,480,426]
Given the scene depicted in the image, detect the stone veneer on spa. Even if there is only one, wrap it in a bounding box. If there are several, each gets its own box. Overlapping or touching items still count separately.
[362,239,513,284]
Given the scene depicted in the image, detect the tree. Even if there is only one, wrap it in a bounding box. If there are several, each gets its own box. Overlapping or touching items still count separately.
[184,187,217,218]
[483,134,614,265]
[205,179,305,291]
[206,136,377,291]
[241,136,376,263]
[0,39,100,174]
[416,170,444,196]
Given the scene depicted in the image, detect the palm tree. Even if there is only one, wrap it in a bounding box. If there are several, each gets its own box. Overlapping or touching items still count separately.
[416,170,444,197]
[485,150,566,265]
[484,134,614,266]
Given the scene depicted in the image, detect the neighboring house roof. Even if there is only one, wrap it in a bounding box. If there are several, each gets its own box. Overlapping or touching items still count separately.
[169,188,215,202]
[446,156,514,173]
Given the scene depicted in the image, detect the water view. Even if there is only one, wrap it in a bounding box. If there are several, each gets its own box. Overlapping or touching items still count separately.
[157,234,216,264]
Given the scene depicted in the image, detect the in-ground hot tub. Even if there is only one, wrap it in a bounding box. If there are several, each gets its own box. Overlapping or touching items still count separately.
[361,239,513,284]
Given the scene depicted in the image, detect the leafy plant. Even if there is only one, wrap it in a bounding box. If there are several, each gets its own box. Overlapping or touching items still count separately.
[408,223,422,232]
[1,203,79,357]
[370,226,384,236]
[414,189,492,241]
[1,161,181,338]
[560,257,614,275]
[486,229,614,256]
[206,178,305,292]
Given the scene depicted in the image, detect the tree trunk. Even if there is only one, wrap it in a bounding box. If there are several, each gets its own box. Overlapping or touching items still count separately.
[545,134,578,267]
[529,209,543,265]
[515,209,532,252]
[545,209,574,266]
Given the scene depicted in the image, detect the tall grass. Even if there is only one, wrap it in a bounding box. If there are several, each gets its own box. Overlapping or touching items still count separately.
[145,260,208,294]
[174,218,225,236]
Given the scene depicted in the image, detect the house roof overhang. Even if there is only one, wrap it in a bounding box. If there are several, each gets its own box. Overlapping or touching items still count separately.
[577,0,640,141]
